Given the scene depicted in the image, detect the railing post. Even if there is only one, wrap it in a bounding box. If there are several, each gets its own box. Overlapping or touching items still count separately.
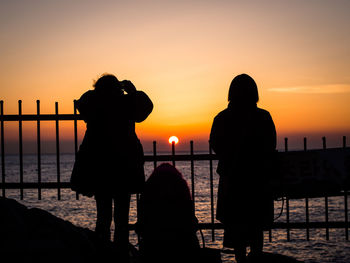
[209,142,215,241]
[345,188,349,241]
[18,100,24,200]
[190,141,195,210]
[285,137,290,241]
[73,100,79,200]
[304,137,310,241]
[37,100,42,200]
[343,136,348,240]
[172,141,175,167]
[1,100,5,197]
[55,102,61,200]
[323,136,329,240]
[153,141,157,169]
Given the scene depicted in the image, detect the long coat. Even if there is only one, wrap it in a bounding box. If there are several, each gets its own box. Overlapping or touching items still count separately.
[210,103,276,246]
[74,88,153,195]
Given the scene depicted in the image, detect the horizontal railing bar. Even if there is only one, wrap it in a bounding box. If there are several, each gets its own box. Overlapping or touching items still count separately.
[273,221,350,229]
[198,222,350,230]
[144,154,218,161]
[0,114,84,121]
[0,182,71,189]
[124,223,225,231]
[281,192,350,199]
[1,182,349,197]
[126,222,350,231]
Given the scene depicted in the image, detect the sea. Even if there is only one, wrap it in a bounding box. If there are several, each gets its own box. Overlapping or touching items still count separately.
[1,153,350,263]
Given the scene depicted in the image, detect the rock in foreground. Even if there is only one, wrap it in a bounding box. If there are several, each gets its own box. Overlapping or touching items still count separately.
[0,197,120,263]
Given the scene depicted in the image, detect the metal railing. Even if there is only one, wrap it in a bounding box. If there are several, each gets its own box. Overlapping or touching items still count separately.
[0,100,349,241]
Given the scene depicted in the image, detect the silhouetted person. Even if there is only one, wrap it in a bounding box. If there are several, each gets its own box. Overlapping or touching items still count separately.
[210,74,276,263]
[136,163,199,263]
[75,74,153,254]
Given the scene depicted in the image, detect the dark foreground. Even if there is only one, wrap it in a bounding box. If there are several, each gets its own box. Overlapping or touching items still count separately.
[0,197,303,263]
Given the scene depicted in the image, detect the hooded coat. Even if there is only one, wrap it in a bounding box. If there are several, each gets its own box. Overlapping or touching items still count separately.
[71,87,153,196]
[136,163,199,263]
[210,103,276,246]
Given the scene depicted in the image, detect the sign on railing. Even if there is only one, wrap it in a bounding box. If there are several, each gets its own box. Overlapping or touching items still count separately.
[275,148,350,198]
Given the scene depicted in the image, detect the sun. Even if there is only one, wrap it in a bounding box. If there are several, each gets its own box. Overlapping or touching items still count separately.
[168,136,179,145]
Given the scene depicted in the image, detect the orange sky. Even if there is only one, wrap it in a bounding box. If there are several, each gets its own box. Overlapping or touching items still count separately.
[1,0,350,151]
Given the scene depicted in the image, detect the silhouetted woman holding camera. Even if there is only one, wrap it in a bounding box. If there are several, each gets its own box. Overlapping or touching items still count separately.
[210,74,276,263]
[74,74,153,255]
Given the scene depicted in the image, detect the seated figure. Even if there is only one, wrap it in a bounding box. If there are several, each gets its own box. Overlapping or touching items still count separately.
[136,163,199,263]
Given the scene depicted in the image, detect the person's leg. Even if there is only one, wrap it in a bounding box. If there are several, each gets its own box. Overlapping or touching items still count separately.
[250,229,263,255]
[248,228,264,263]
[113,193,131,245]
[95,194,113,242]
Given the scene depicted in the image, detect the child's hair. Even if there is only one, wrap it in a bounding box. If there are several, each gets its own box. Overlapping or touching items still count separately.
[145,163,192,202]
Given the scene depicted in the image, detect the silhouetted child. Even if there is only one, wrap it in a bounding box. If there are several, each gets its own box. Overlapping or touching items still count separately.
[137,163,200,263]
[210,74,276,263]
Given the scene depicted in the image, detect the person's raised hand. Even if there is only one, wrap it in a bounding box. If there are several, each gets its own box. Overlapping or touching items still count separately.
[121,80,136,94]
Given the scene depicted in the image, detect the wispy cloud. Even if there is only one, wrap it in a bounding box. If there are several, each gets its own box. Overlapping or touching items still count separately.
[268,84,350,94]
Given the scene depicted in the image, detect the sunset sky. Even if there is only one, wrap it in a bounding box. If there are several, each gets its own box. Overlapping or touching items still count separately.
[1,0,350,152]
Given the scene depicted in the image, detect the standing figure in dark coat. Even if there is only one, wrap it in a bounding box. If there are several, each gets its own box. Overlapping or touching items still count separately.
[75,74,153,251]
[210,74,276,263]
